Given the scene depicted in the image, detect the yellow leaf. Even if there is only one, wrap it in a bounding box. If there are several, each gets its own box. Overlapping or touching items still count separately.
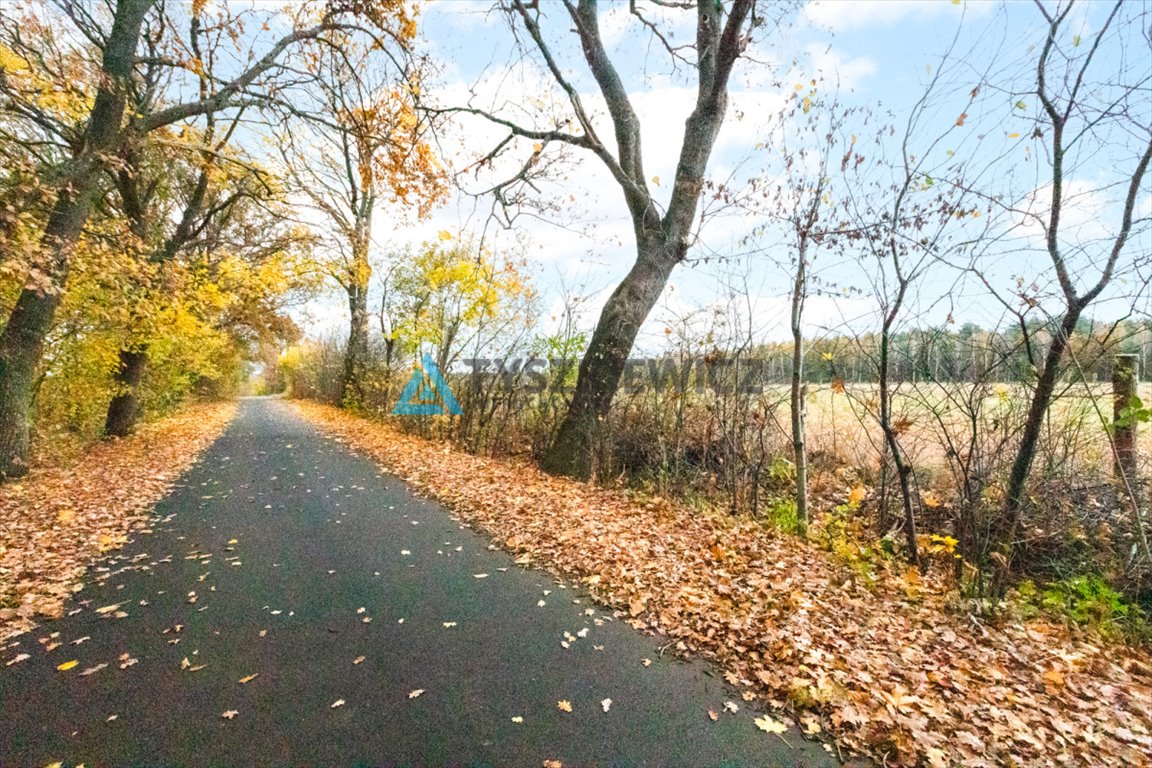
[1043,668,1065,687]
[848,485,867,505]
[238,673,259,684]
[793,83,803,91]
[437,230,452,241]
[532,142,543,153]
[557,699,573,712]
[802,96,811,114]
[922,491,942,509]
[651,175,661,186]
[57,660,79,671]
[754,715,788,734]
[1008,132,1020,138]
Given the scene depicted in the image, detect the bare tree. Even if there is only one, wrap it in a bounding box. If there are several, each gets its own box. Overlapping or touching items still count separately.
[744,90,859,534]
[991,0,1152,581]
[428,0,790,478]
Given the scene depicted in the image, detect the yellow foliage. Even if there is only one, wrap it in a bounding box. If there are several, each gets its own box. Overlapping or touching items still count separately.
[390,235,536,360]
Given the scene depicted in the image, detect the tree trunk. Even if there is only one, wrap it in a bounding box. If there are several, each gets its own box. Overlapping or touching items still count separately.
[341,282,370,407]
[0,0,152,478]
[104,347,148,437]
[540,241,678,478]
[790,254,808,535]
[998,306,1082,578]
[878,305,919,567]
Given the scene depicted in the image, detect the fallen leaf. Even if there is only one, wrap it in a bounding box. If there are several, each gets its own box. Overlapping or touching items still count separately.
[331,699,345,708]
[80,663,108,676]
[56,660,78,671]
[601,698,612,712]
[557,700,572,713]
[755,715,788,734]
[239,673,259,684]
[511,716,524,723]
[221,710,238,720]
[708,709,719,721]
[408,689,425,699]
[352,656,366,665]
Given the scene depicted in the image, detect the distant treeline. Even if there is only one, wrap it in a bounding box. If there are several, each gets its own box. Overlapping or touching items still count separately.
[740,317,1152,385]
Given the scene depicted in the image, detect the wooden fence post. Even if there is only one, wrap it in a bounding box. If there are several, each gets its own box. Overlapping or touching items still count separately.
[1112,353,1140,492]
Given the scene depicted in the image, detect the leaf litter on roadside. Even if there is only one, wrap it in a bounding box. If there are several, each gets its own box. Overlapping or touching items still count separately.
[0,403,237,645]
[294,400,1152,768]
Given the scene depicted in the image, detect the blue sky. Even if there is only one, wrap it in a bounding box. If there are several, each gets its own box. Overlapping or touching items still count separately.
[293,0,1151,350]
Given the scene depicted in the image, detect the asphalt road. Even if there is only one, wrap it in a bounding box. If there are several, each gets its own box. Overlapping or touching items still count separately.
[0,398,839,768]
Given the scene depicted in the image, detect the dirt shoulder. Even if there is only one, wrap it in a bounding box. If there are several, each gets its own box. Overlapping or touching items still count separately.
[293,400,1152,768]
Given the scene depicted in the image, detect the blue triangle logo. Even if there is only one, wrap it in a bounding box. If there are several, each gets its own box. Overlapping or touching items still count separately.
[392,353,462,416]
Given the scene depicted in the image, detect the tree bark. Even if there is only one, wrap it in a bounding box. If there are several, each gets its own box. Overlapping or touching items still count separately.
[790,251,809,535]
[537,0,753,478]
[877,276,919,566]
[341,280,370,407]
[999,307,1081,573]
[0,0,152,478]
[540,240,679,477]
[104,347,149,437]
